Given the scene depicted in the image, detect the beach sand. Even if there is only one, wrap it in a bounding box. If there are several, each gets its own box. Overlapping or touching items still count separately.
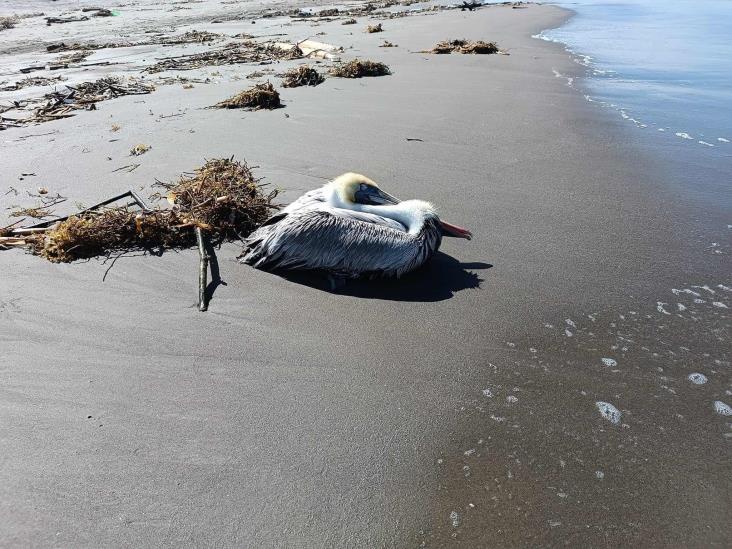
[1,2,730,546]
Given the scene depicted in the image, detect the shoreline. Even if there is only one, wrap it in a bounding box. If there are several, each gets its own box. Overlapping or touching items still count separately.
[1,2,730,546]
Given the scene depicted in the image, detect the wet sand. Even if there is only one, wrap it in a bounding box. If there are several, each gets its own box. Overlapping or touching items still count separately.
[1,2,730,547]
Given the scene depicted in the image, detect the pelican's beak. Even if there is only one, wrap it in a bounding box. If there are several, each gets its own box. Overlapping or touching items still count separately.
[440,220,472,240]
[373,189,400,205]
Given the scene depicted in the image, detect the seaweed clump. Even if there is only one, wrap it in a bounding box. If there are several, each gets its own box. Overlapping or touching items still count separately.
[212,82,281,109]
[0,16,18,30]
[366,23,383,33]
[281,65,325,88]
[329,59,390,78]
[430,39,499,54]
[29,158,278,262]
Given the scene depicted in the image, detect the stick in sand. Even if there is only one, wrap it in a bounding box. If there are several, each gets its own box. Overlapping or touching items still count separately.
[195,227,209,312]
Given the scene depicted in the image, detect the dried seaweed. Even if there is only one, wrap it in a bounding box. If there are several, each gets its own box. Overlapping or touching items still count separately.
[342,18,357,25]
[211,82,281,110]
[21,158,277,263]
[281,66,324,88]
[429,39,499,54]
[379,41,397,48]
[0,75,64,92]
[366,23,383,33]
[329,59,390,78]
[26,77,154,125]
[0,16,18,30]
[145,41,302,73]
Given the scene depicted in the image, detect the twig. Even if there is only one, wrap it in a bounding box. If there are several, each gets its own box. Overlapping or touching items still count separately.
[195,227,209,312]
[102,251,125,282]
[14,190,141,231]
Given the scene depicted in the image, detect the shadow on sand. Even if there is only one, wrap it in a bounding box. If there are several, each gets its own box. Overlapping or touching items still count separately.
[274,252,492,302]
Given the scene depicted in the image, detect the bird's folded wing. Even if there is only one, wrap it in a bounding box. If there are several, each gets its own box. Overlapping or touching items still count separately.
[243,209,419,276]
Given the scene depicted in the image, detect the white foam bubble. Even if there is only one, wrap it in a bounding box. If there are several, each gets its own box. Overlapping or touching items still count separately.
[672,288,702,297]
[601,358,617,367]
[657,302,671,315]
[482,388,494,398]
[718,285,731,292]
[688,373,708,385]
[677,303,687,312]
[698,140,715,147]
[565,319,577,328]
[712,301,728,308]
[595,470,605,479]
[464,448,476,456]
[506,395,518,404]
[596,401,622,424]
[718,137,730,143]
[565,329,573,337]
[675,132,693,140]
[713,401,732,416]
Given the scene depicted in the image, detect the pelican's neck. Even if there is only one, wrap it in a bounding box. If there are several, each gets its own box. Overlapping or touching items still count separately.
[356,201,435,234]
[323,184,436,234]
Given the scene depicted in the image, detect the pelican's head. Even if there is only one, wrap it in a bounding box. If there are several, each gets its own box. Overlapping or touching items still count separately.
[327,173,400,207]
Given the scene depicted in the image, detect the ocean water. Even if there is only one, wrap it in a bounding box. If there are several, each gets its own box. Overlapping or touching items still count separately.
[537,0,732,160]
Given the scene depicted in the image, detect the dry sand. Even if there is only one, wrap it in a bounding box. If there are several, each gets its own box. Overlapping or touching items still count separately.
[1,1,730,547]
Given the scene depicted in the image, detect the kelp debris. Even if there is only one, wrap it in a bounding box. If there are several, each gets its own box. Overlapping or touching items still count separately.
[329,59,390,78]
[429,39,499,54]
[0,16,18,30]
[366,23,383,33]
[145,41,302,73]
[211,82,281,110]
[13,158,277,263]
[281,66,324,88]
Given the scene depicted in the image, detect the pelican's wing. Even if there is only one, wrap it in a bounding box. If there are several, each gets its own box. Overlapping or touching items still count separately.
[241,209,440,277]
[281,187,326,214]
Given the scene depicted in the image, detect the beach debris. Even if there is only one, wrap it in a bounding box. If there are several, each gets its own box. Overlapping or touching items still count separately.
[9,206,53,219]
[0,75,64,92]
[7,159,277,270]
[274,39,343,61]
[0,16,18,30]
[460,1,482,11]
[7,77,154,127]
[81,8,114,17]
[57,50,91,64]
[366,23,383,33]
[111,124,121,132]
[195,227,210,311]
[45,15,90,26]
[428,39,500,54]
[130,144,151,156]
[329,59,391,78]
[145,41,302,73]
[211,82,281,110]
[160,30,220,45]
[342,18,357,25]
[247,69,274,79]
[281,66,325,88]
[380,41,397,47]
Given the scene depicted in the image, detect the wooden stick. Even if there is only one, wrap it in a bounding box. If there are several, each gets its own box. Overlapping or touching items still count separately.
[195,227,209,312]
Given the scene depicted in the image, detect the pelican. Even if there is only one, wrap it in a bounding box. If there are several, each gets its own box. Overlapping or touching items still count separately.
[239,173,472,279]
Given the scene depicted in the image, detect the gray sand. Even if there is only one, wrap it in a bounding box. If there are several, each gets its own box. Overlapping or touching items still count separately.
[1,3,730,547]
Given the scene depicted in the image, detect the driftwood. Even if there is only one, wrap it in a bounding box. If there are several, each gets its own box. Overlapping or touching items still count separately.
[45,16,89,25]
[195,227,209,311]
